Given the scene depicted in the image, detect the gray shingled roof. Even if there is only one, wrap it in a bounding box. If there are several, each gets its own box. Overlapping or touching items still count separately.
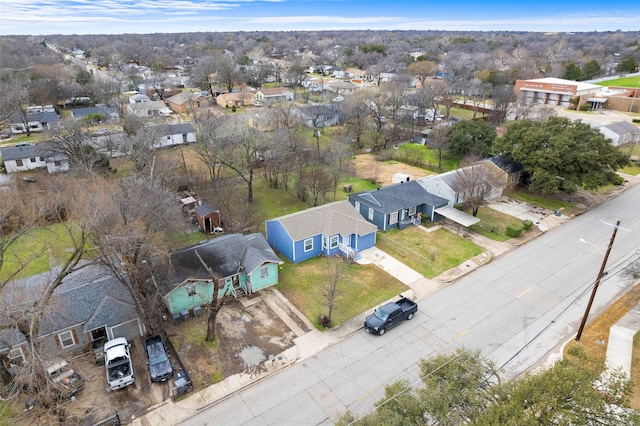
[0,265,137,350]
[488,155,523,174]
[162,123,195,135]
[603,121,640,136]
[166,92,202,106]
[9,111,60,125]
[166,233,281,290]
[350,181,448,214]
[270,200,378,242]
[0,142,60,161]
[194,204,219,216]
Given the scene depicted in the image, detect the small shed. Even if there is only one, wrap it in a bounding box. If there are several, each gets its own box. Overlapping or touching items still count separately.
[194,204,221,233]
[392,173,412,184]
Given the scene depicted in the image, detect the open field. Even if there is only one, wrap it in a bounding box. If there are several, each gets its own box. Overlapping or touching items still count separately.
[595,75,640,88]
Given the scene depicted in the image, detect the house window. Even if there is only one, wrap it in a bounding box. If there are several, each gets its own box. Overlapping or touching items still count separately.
[304,238,313,252]
[260,266,269,278]
[30,157,37,163]
[16,159,23,167]
[54,161,62,167]
[409,206,417,216]
[58,330,76,348]
[39,157,44,161]
[187,284,197,296]
[389,211,398,225]
[355,201,360,212]
[8,347,25,365]
[368,208,374,220]
[329,235,339,249]
[322,235,328,249]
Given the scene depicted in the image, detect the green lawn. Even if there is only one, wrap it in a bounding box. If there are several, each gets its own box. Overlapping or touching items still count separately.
[375,227,483,278]
[594,75,640,88]
[506,189,577,212]
[394,143,458,173]
[0,223,83,282]
[620,163,640,176]
[277,256,408,328]
[469,207,529,242]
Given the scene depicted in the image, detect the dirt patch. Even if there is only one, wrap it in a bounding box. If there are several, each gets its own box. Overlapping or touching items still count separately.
[7,296,298,425]
[165,296,297,388]
[352,153,431,186]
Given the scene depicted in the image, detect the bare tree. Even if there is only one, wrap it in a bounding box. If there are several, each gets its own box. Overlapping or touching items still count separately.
[340,92,369,150]
[190,56,219,97]
[92,176,182,335]
[318,256,346,328]
[1,176,111,403]
[215,54,239,93]
[49,120,111,175]
[451,156,505,217]
[428,126,451,171]
[211,116,265,203]
[194,250,225,342]
[296,162,333,206]
[406,60,438,87]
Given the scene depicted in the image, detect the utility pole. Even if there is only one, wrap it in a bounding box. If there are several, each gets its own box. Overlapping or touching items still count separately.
[575,220,620,341]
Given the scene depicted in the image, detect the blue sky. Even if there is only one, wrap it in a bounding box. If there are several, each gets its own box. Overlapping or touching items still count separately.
[1,0,638,36]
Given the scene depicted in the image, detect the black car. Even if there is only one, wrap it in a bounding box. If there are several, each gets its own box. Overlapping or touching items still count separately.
[144,334,173,382]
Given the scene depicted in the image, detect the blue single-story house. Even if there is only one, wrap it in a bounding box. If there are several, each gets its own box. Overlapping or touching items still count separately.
[348,180,449,231]
[265,200,378,263]
[162,233,283,316]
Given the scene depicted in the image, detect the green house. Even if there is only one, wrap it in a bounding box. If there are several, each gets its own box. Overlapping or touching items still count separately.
[162,233,283,316]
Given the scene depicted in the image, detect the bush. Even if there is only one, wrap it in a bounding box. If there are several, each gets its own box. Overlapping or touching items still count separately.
[612,174,625,186]
[522,220,533,231]
[506,225,523,238]
[632,118,640,123]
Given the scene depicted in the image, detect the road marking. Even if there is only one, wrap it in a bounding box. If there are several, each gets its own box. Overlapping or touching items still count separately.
[569,254,583,263]
[517,287,533,298]
[448,329,469,343]
[355,385,382,402]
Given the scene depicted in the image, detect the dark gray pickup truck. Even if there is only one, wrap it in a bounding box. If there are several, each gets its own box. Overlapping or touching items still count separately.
[364,296,417,335]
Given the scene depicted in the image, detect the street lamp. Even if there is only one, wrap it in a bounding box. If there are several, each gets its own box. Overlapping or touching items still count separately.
[579,238,603,254]
[575,220,621,341]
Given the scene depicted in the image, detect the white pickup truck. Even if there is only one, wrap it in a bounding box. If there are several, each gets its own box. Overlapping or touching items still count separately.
[104,337,135,390]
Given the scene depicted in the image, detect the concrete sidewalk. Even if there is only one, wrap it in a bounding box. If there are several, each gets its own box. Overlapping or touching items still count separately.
[131,186,635,425]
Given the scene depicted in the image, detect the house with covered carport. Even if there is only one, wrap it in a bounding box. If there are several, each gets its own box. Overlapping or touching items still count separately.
[348,180,451,231]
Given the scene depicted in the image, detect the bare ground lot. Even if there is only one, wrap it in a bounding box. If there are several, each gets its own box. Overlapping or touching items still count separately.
[351,153,432,185]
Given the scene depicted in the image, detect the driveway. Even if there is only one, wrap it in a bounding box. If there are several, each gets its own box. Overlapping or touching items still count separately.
[488,196,557,231]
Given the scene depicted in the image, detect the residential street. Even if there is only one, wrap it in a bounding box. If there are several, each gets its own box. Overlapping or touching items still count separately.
[175,182,640,425]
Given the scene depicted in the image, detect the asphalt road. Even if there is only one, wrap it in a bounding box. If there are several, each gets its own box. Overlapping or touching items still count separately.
[181,183,640,426]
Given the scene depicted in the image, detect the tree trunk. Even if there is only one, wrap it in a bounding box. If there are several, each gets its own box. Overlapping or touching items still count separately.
[206,308,218,342]
[247,169,254,203]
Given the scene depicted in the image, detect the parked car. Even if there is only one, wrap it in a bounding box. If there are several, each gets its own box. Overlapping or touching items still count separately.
[45,360,85,399]
[364,296,417,335]
[144,334,173,382]
[104,337,135,390]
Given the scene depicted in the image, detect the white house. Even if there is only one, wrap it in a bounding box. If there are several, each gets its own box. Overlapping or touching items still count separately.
[255,87,294,105]
[154,123,196,149]
[126,100,172,118]
[0,143,69,174]
[599,121,640,147]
